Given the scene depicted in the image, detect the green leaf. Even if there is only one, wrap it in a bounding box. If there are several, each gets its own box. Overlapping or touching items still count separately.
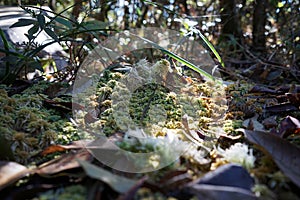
[28,59,43,72]
[78,160,137,193]
[27,24,40,40]
[10,18,37,28]
[0,48,26,58]
[136,7,142,16]
[25,40,56,57]
[196,30,225,68]
[0,29,11,77]
[28,24,39,36]
[0,29,9,51]
[129,32,222,84]
[44,28,59,42]
[37,14,46,29]
[54,17,73,29]
[79,20,109,31]
[161,48,220,83]
[277,2,285,8]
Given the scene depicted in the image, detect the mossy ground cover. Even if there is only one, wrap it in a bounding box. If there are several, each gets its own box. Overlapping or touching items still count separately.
[0,59,300,200]
[0,82,80,164]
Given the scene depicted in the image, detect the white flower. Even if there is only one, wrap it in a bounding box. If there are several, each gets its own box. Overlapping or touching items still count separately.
[218,142,256,170]
[183,144,210,164]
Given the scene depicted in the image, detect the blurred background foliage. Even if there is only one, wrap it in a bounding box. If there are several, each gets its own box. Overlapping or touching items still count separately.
[0,0,299,80]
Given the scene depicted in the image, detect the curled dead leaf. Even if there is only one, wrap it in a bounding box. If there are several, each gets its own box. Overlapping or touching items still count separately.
[278,116,300,138]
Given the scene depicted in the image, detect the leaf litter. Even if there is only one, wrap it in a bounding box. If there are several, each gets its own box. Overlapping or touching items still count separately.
[1,60,300,199]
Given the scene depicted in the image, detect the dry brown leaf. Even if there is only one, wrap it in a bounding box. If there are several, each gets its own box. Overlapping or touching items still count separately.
[188,184,258,200]
[265,103,299,113]
[37,150,92,175]
[179,164,257,200]
[262,116,278,129]
[241,129,300,188]
[278,116,300,138]
[0,161,31,190]
[41,140,90,156]
[249,85,278,94]
[286,93,300,106]
[41,145,67,156]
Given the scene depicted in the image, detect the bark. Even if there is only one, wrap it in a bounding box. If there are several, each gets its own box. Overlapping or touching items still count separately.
[252,0,267,52]
[123,4,130,29]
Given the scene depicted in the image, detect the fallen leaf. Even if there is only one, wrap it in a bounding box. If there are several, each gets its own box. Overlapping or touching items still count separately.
[278,116,300,138]
[0,161,31,191]
[6,80,32,96]
[187,184,258,200]
[241,129,300,188]
[41,140,90,156]
[41,145,67,156]
[158,170,192,190]
[286,93,300,106]
[0,134,14,160]
[266,69,282,81]
[78,159,137,193]
[265,103,299,113]
[259,68,270,80]
[194,164,255,190]
[177,164,257,200]
[84,110,99,124]
[276,85,300,94]
[159,170,190,184]
[37,150,92,175]
[262,116,278,129]
[242,114,265,132]
[249,85,278,94]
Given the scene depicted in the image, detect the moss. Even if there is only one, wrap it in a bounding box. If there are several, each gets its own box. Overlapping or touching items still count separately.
[0,81,77,164]
[135,187,166,200]
[37,185,87,200]
[223,120,243,134]
[73,59,227,166]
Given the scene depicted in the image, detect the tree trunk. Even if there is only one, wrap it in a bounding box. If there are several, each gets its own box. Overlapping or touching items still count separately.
[219,0,242,42]
[96,0,109,22]
[252,0,267,52]
[72,0,82,21]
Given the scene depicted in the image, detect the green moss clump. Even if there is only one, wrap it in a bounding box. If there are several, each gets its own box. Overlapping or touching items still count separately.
[73,59,227,161]
[0,82,78,164]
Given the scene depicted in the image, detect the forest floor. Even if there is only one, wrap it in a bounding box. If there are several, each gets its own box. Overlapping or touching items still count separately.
[0,55,300,200]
